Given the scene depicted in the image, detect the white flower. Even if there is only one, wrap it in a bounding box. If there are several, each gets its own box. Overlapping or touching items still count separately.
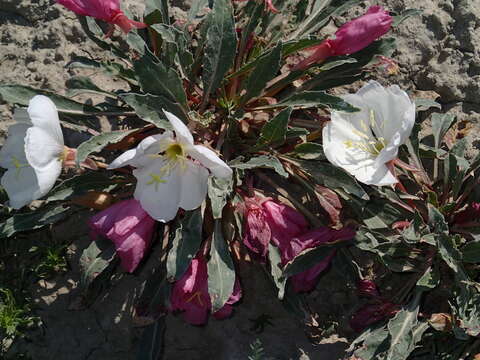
[323,81,415,186]
[0,95,64,209]
[108,110,233,222]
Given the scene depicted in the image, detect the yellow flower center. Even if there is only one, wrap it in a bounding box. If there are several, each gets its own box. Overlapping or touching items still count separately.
[343,110,388,157]
[146,142,188,191]
[165,143,185,161]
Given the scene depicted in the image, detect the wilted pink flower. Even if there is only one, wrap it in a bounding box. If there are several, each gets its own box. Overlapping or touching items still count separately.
[293,6,392,70]
[243,197,308,259]
[350,301,399,332]
[453,202,480,225]
[56,0,147,34]
[281,227,356,292]
[89,199,156,272]
[170,256,242,325]
[357,279,380,298]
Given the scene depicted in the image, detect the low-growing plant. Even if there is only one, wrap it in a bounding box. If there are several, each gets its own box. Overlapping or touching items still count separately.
[1,0,479,359]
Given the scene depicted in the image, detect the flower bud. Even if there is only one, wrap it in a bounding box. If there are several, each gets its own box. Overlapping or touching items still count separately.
[357,279,380,298]
[350,301,399,332]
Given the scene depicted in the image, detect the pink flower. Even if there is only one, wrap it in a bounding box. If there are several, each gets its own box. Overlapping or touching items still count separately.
[170,256,242,325]
[243,197,308,259]
[357,279,380,298]
[453,202,480,225]
[350,301,399,332]
[281,227,356,292]
[89,199,156,272]
[293,6,392,70]
[56,0,147,34]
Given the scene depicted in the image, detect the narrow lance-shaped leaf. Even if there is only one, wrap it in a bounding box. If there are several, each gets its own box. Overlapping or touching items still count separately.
[208,177,233,219]
[254,91,359,112]
[431,113,456,151]
[243,43,282,103]
[256,107,292,147]
[230,155,288,177]
[201,0,237,107]
[268,244,286,300]
[166,208,204,280]
[75,129,138,166]
[79,239,116,288]
[207,220,236,312]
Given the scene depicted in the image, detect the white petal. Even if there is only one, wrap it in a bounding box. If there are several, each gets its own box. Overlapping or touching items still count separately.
[187,145,233,178]
[133,158,181,222]
[178,161,209,210]
[322,114,374,168]
[163,110,193,145]
[349,161,397,186]
[25,127,64,169]
[13,108,31,124]
[27,95,64,146]
[108,133,173,169]
[0,123,29,169]
[33,159,62,197]
[1,167,39,209]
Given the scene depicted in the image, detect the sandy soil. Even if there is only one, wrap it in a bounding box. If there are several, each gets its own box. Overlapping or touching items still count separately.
[1,0,479,359]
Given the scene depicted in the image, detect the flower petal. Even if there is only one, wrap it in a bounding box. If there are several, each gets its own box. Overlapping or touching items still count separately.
[32,158,62,197]
[0,123,29,169]
[27,95,63,146]
[163,110,193,145]
[108,133,173,169]
[133,158,182,222]
[1,167,39,209]
[187,145,232,178]
[349,161,397,186]
[25,127,64,170]
[178,161,209,211]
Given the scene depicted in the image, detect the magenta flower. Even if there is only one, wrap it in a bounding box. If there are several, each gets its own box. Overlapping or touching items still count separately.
[56,0,147,34]
[350,301,399,332]
[293,6,392,70]
[282,227,356,293]
[170,256,242,325]
[357,279,380,298]
[453,202,480,225]
[243,197,308,258]
[89,199,156,273]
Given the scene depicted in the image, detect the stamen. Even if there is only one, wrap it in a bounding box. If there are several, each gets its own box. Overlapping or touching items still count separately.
[185,291,204,306]
[146,173,166,191]
[11,156,28,179]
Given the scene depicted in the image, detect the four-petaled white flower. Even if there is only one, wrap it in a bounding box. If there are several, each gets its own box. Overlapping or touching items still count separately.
[108,110,233,222]
[323,80,415,186]
[0,95,65,209]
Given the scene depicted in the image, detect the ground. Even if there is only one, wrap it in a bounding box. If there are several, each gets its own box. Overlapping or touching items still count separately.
[0,0,479,359]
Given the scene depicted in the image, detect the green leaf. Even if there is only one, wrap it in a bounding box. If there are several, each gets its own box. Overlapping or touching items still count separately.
[282,241,348,279]
[144,0,169,25]
[431,113,456,151]
[292,142,325,160]
[243,43,282,103]
[79,239,116,288]
[0,84,98,114]
[256,107,292,147]
[416,266,439,291]
[386,290,422,360]
[208,176,233,219]
[119,93,181,128]
[461,241,480,263]
[414,98,441,112]
[136,318,166,360]
[201,0,237,106]
[68,57,137,84]
[230,155,288,177]
[186,0,209,22]
[66,76,114,97]
[255,91,359,112]
[392,9,422,27]
[294,159,368,200]
[126,32,147,55]
[207,220,235,312]
[47,173,120,202]
[268,244,286,300]
[134,54,187,107]
[167,209,204,281]
[427,204,449,234]
[75,129,138,166]
[282,37,323,56]
[0,205,70,239]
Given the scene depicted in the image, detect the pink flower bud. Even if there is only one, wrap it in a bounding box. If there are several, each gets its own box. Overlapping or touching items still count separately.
[328,6,392,56]
[170,256,242,325]
[357,279,380,298]
[89,199,156,273]
[285,227,356,293]
[350,301,399,332]
[293,6,392,70]
[56,0,147,34]
[243,200,272,258]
